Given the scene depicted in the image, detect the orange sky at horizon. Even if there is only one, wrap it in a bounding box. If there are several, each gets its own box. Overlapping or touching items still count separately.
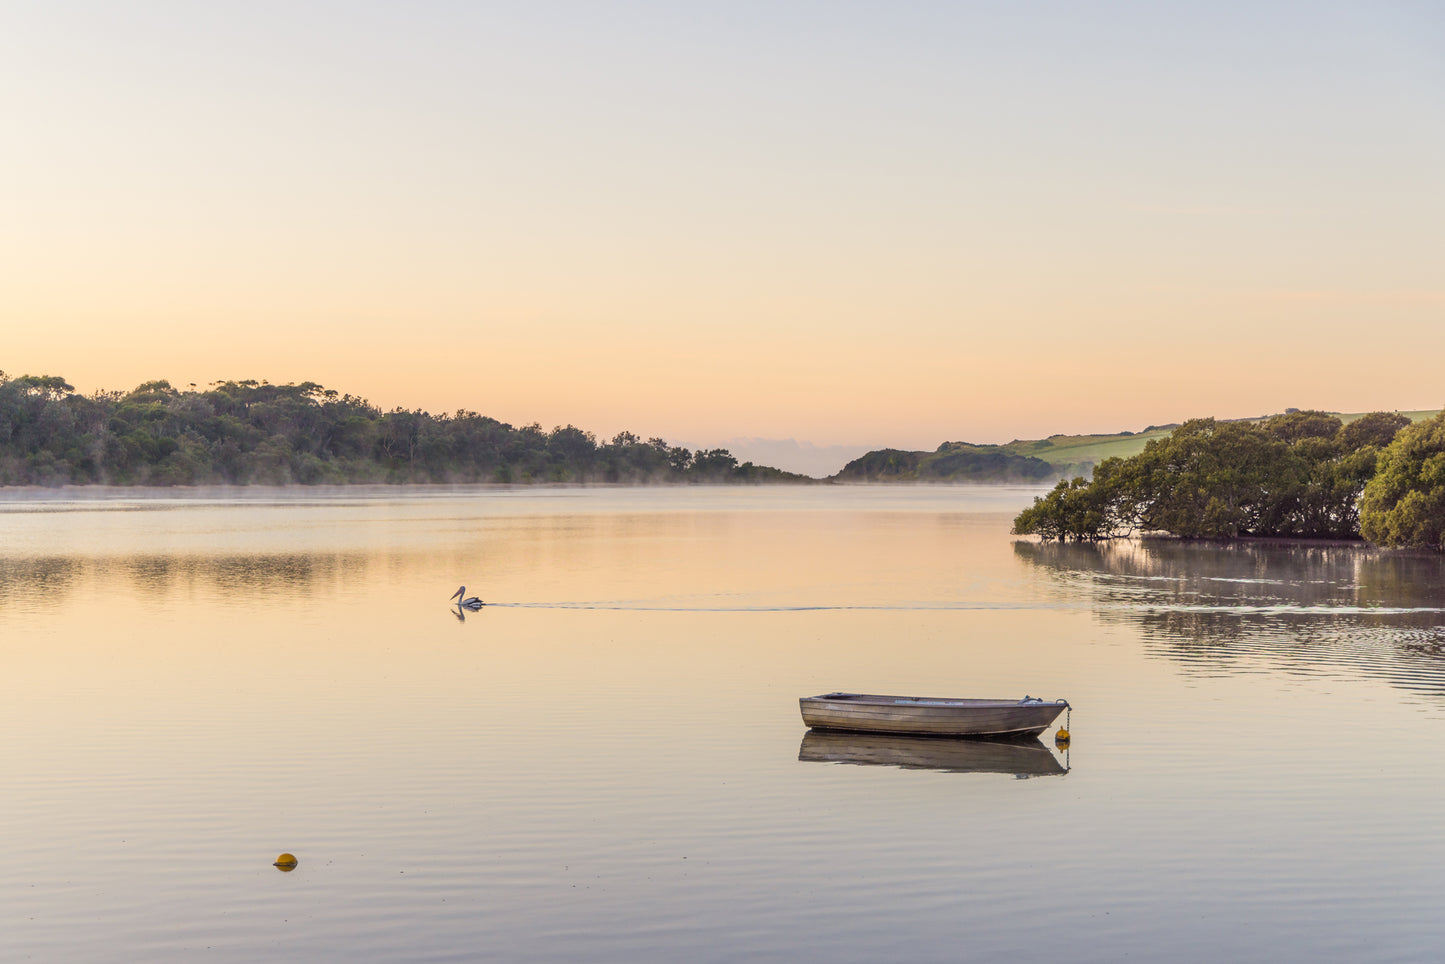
[5,2,1443,450]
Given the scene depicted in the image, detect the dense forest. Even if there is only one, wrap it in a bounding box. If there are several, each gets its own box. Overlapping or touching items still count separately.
[1013,409,1445,550]
[0,372,810,485]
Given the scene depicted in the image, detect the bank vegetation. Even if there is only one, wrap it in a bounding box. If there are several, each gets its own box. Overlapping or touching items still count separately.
[1013,409,1445,551]
[0,372,809,486]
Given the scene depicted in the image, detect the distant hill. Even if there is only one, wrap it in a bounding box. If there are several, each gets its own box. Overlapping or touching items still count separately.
[832,443,1055,483]
[834,409,1443,483]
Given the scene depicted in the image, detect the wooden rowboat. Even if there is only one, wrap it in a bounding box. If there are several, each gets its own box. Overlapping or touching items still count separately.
[799,692,1069,738]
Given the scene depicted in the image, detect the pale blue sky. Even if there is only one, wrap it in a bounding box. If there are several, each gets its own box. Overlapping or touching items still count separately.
[4,1,1442,447]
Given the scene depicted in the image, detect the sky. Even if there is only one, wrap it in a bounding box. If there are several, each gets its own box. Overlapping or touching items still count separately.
[3,1,1443,451]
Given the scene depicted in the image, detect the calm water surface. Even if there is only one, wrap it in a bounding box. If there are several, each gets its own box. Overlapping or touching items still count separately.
[3,485,1445,962]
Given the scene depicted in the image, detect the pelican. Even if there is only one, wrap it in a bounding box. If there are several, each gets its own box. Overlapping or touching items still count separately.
[451,586,484,610]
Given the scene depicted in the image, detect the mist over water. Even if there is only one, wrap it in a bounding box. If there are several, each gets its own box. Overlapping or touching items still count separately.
[3,485,1445,962]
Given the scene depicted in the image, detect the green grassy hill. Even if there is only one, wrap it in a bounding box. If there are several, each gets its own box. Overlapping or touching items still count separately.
[998,427,1175,477]
[835,409,1441,482]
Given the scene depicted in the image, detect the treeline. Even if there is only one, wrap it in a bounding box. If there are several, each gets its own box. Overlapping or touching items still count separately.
[833,442,1054,482]
[0,372,811,486]
[1012,409,1445,550]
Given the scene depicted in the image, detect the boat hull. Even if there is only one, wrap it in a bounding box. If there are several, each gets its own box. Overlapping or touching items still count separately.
[799,693,1067,738]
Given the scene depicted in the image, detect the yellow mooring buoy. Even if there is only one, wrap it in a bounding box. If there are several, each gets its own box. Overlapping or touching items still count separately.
[1055,728,1070,744]
[274,853,298,871]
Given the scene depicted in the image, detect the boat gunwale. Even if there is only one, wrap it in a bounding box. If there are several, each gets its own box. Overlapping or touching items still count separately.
[801,693,1068,709]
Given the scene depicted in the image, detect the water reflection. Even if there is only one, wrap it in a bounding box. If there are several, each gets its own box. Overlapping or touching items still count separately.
[0,555,81,599]
[798,730,1067,777]
[0,552,373,606]
[451,602,486,622]
[1014,539,1445,693]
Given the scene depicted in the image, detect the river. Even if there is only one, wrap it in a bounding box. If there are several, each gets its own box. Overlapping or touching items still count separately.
[3,485,1444,961]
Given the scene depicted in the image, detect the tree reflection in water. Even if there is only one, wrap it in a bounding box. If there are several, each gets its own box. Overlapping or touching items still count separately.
[0,552,371,606]
[1013,538,1445,694]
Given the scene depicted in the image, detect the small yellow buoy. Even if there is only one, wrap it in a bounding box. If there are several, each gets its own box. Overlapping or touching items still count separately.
[274,853,298,871]
[1054,728,1070,744]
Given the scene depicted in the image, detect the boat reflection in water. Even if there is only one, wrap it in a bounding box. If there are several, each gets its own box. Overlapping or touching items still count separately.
[798,730,1067,778]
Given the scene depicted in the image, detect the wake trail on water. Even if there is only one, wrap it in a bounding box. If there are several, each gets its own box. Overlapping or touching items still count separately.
[479,601,1078,612]
[477,601,1445,614]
